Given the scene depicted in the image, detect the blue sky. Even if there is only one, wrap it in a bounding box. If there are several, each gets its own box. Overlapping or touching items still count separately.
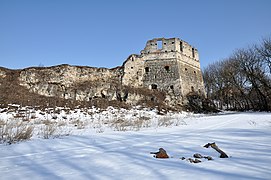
[0,0,270,69]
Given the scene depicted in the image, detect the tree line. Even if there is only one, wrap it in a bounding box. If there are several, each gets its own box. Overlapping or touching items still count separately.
[203,37,271,111]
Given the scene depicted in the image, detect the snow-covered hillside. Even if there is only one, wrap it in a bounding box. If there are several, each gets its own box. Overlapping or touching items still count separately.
[0,108,271,179]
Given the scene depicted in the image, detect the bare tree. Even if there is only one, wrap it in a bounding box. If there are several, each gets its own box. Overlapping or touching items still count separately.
[257,37,271,74]
[203,36,271,111]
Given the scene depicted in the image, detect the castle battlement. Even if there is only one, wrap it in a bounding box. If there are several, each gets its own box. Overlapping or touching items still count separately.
[140,38,199,62]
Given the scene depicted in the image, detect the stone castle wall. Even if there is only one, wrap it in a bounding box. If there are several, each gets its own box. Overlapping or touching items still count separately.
[122,37,206,105]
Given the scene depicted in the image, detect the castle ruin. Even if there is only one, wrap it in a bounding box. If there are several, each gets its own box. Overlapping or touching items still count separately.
[122,37,205,106]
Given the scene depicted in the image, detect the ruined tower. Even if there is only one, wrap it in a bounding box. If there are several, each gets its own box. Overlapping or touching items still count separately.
[122,37,205,106]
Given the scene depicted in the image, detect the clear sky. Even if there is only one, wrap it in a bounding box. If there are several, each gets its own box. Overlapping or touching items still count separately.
[0,0,270,70]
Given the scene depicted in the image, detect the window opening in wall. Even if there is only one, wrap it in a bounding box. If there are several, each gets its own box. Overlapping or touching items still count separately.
[180,41,183,52]
[172,42,175,44]
[194,71,196,74]
[131,67,133,69]
[192,48,195,58]
[170,85,174,89]
[145,67,149,73]
[191,86,194,92]
[164,66,170,72]
[157,40,162,49]
[164,42,166,45]
[151,84,158,89]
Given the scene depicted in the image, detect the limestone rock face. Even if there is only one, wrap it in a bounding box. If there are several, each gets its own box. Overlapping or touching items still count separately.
[18,64,123,101]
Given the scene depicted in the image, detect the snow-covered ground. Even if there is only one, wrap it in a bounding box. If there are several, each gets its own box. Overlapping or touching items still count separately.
[0,107,271,180]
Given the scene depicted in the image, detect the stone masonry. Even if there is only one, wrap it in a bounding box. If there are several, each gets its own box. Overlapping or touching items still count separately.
[122,37,206,106]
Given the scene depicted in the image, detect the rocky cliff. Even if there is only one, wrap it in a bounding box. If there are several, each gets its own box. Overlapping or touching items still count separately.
[18,64,123,101]
[0,64,168,110]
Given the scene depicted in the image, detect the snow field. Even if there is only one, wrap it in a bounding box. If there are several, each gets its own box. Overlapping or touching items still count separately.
[0,106,193,139]
[0,107,271,179]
